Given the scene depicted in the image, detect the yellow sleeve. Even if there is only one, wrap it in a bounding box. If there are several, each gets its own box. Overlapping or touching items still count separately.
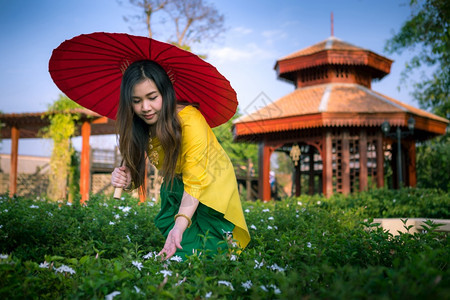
[179,108,214,199]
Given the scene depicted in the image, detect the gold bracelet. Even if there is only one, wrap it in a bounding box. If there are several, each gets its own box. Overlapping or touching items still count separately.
[174,213,192,228]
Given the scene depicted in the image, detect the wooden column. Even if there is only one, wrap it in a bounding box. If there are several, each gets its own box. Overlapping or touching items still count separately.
[295,162,301,197]
[342,131,350,194]
[139,159,148,203]
[258,142,273,201]
[406,140,417,187]
[376,132,384,188]
[308,148,314,195]
[359,130,368,192]
[9,126,19,197]
[323,131,333,197]
[80,121,91,204]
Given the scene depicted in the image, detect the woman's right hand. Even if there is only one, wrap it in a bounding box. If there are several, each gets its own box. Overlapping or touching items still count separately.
[111,166,131,189]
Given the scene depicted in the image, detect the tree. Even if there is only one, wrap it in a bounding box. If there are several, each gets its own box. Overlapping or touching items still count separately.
[416,132,450,191]
[384,0,450,118]
[212,111,258,177]
[121,0,225,49]
[40,95,81,201]
[121,0,168,39]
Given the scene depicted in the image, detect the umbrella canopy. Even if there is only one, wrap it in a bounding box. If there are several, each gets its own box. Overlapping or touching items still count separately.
[49,32,238,128]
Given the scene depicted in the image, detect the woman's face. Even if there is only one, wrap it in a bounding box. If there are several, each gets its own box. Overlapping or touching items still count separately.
[131,79,163,126]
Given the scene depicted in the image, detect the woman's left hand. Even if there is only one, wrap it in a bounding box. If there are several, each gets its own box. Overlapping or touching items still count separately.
[158,227,183,260]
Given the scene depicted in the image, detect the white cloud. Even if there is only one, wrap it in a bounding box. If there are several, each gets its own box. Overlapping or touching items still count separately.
[232,26,253,35]
[208,43,273,63]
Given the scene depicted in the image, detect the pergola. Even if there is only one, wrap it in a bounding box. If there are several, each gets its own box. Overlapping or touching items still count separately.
[0,108,117,202]
[233,36,449,201]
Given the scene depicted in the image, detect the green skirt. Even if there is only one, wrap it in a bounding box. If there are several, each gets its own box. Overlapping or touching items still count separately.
[154,176,235,259]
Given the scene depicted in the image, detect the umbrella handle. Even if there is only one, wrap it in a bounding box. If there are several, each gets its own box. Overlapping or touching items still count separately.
[113,187,123,199]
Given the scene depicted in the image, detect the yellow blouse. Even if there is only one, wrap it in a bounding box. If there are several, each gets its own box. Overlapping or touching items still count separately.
[149,105,250,249]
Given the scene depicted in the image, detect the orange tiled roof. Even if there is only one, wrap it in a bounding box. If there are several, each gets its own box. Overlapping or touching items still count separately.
[275,37,393,80]
[234,83,448,135]
[279,36,365,60]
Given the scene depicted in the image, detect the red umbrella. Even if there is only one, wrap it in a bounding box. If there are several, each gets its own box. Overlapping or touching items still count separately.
[49,32,237,128]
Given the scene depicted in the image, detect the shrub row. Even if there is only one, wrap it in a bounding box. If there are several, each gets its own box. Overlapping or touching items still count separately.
[0,188,449,299]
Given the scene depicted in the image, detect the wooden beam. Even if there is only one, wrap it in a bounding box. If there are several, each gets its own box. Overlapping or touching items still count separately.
[359,130,368,192]
[80,121,91,204]
[9,126,19,197]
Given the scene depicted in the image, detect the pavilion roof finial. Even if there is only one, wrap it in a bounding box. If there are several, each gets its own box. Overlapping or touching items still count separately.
[331,12,334,37]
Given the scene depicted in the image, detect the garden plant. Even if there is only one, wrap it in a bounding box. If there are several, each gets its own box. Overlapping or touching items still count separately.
[0,188,449,299]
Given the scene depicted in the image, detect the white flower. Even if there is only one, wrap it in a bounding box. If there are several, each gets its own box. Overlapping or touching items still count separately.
[120,206,132,213]
[296,214,299,218]
[158,270,173,277]
[39,261,49,268]
[55,264,76,275]
[29,205,39,209]
[218,280,234,290]
[132,261,143,271]
[316,201,321,205]
[134,286,142,294]
[245,208,250,213]
[114,214,120,219]
[143,251,159,260]
[47,212,53,217]
[268,263,285,272]
[170,255,183,262]
[105,291,121,300]
[66,202,72,206]
[269,284,281,294]
[3,209,8,212]
[126,235,131,242]
[230,254,237,261]
[241,280,252,291]
[109,221,115,225]
[0,254,8,259]
[134,224,138,230]
[268,216,274,220]
[250,224,257,230]
[0,225,3,229]
[205,291,212,298]
[307,242,312,248]
[267,225,273,230]
[262,208,270,212]
[297,201,303,206]
[254,260,264,269]
[260,285,268,292]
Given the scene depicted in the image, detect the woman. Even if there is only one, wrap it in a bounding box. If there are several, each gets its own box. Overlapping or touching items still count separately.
[111,60,250,260]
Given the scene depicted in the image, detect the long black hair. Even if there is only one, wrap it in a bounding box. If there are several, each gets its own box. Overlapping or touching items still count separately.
[116,60,182,188]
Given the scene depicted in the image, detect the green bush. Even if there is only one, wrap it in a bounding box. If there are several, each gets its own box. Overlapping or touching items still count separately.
[0,189,448,299]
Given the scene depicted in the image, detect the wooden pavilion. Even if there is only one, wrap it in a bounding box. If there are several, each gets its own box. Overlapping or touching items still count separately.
[0,109,117,202]
[233,36,449,201]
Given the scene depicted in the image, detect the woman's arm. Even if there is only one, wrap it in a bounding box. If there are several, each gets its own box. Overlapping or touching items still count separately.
[158,191,199,260]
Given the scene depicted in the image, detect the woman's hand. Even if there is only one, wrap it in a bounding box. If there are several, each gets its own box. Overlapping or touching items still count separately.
[111,166,131,189]
[158,226,183,260]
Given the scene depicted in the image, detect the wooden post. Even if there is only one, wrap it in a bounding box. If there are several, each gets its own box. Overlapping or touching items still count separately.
[258,142,272,201]
[342,130,350,194]
[323,131,333,197]
[80,121,91,204]
[139,159,148,203]
[406,140,417,187]
[9,126,19,197]
[376,132,384,188]
[359,130,368,192]
[308,148,314,195]
[295,162,301,197]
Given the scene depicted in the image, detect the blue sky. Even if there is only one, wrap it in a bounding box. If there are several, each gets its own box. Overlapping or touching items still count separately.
[0,0,417,156]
